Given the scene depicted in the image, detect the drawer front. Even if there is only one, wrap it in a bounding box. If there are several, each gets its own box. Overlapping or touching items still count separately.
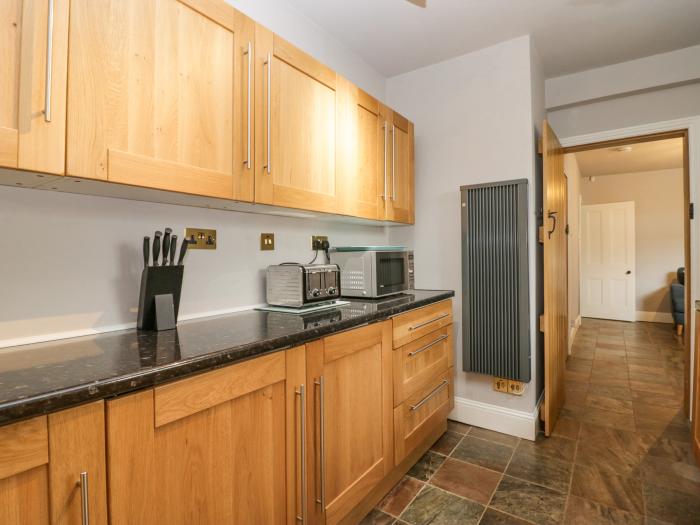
[394,325,452,406]
[394,368,453,465]
[393,300,453,348]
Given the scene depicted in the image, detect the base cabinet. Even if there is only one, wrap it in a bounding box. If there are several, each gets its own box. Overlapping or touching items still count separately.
[0,401,108,525]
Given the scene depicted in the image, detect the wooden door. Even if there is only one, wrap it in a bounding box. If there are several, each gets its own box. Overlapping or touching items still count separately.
[336,79,383,220]
[106,349,305,525]
[306,322,393,525]
[542,120,568,437]
[0,402,107,525]
[255,27,338,213]
[1,0,69,173]
[66,0,253,200]
[580,201,636,321]
[385,111,415,224]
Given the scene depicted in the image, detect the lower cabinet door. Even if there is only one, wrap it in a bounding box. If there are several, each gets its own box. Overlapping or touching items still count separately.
[306,321,393,525]
[0,401,108,525]
[105,348,306,525]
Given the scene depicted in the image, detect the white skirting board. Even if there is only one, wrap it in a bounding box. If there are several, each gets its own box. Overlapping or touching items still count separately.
[449,395,541,441]
[636,311,674,324]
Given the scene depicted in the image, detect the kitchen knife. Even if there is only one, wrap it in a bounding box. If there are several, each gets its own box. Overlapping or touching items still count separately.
[153,231,162,266]
[143,236,150,268]
[177,238,189,266]
[169,235,177,266]
[162,228,172,266]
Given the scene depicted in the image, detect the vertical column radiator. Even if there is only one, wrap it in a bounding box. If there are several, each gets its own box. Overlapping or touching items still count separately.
[460,179,530,381]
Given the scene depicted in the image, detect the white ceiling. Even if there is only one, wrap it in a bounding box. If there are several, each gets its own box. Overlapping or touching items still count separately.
[574,138,684,177]
[290,0,700,78]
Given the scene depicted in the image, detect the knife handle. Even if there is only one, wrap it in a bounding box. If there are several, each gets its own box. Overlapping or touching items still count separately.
[169,235,177,266]
[177,239,189,266]
[153,231,162,266]
[143,236,150,267]
[162,231,171,266]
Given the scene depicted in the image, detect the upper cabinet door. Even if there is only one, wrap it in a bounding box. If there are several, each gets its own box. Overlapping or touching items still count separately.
[1,0,69,174]
[66,0,252,200]
[336,80,382,220]
[255,27,338,213]
[386,111,415,224]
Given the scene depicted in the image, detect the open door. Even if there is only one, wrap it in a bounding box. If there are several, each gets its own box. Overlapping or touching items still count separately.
[542,120,568,436]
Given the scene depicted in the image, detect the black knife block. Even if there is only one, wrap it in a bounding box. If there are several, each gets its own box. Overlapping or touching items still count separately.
[137,265,184,331]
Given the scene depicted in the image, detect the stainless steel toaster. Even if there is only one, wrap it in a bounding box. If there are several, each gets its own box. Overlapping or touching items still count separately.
[266,263,341,307]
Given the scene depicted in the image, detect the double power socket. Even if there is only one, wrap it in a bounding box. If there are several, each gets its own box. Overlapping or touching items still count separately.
[493,377,525,396]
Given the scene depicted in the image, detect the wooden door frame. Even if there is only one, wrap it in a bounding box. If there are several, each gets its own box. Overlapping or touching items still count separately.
[559,116,699,418]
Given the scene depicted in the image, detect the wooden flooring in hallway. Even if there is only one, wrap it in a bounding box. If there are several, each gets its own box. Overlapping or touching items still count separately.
[360,318,700,524]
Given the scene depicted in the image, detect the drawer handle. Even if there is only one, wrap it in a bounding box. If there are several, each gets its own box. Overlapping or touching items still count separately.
[408,334,448,357]
[408,312,449,331]
[410,380,448,412]
[80,471,89,525]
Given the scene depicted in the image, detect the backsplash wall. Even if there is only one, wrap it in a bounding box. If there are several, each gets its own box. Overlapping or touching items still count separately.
[0,186,389,347]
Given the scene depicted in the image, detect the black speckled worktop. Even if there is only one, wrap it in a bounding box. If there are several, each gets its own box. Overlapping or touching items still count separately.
[0,290,453,426]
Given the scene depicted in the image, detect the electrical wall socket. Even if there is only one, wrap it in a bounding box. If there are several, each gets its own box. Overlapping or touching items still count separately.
[493,377,508,393]
[260,233,275,251]
[311,235,328,250]
[184,228,216,250]
[507,380,525,396]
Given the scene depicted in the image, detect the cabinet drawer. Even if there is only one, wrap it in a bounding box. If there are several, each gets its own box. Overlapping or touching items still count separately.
[394,368,453,465]
[392,300,452,348]
[394,326,452,406]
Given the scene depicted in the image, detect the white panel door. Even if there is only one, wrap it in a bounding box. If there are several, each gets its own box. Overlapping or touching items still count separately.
[580,201,635,321]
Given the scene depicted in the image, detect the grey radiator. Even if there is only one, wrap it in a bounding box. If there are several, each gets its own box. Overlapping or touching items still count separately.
[460,179,530,381]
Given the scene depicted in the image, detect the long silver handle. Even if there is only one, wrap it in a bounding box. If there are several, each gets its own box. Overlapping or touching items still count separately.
[44,0,55,122]
[296,385,307,523]
[263,53,271,174]
[243,42,252,169]
[382,123,388,200]
[410,380,448,412]
[408,312,450,331]
[408,334,449,357]
[391,124,396,200]
[314,377,325,509]
[80,471,89,525]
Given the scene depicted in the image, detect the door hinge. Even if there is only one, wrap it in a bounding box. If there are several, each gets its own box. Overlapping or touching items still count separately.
[538,226,544,244]
[537,137,543,155]
[565,224,570,235]
[539,314,545,333]
[690,202,694,220]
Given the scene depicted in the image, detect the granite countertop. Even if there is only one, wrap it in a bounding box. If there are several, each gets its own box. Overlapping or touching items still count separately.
[0,289,454,426]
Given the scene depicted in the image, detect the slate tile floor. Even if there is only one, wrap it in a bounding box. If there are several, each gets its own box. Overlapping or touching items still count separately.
[360,319,700,524]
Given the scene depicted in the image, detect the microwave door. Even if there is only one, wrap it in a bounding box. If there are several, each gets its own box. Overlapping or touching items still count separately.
[375,252,408,296]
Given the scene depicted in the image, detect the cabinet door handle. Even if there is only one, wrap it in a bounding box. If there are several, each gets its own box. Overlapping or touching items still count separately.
[410,380,448,412]
[79,471,89,525]
[263,53,271,174]
[391,124,396,201]
[408,312,449,331]
[296,385,307,523]
[243,42,252,169]
[408,334,448,357]
[314,376,325,510]
[44,0,55,122]
[382,123,388,200]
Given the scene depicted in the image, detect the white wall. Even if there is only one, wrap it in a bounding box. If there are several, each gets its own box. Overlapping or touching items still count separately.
[564,154,582,348]
[0,186,388,347]
[386,35,543,423]
[226,0,386,100]
[580,168,685,317]
[0,0,390,348]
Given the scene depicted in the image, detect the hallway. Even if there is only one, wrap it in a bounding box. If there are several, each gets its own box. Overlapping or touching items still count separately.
[361,319,700,524]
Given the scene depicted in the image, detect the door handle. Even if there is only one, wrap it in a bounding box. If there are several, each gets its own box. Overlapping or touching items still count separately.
[243,42,252,169]
[626,270,632,275]
[391,124,396,201]
[547,211,558,239]
[382,123,388,200]
[314,377,325,510]
[80,472,89,525]
[44,0,55,122]
[295,385,307,523]
[263,53,271,174]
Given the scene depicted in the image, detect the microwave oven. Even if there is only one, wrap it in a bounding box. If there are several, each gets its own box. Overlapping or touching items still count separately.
[329,247,413,298]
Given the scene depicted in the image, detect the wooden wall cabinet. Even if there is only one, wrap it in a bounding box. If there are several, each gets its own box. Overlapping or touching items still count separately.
[254,26,339,213]
[383,110,415,224]
[65,0,254,200]
[0,401,108,525]
[306,321,394,525]
[105,348,306,525]
[0,0,69,174]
